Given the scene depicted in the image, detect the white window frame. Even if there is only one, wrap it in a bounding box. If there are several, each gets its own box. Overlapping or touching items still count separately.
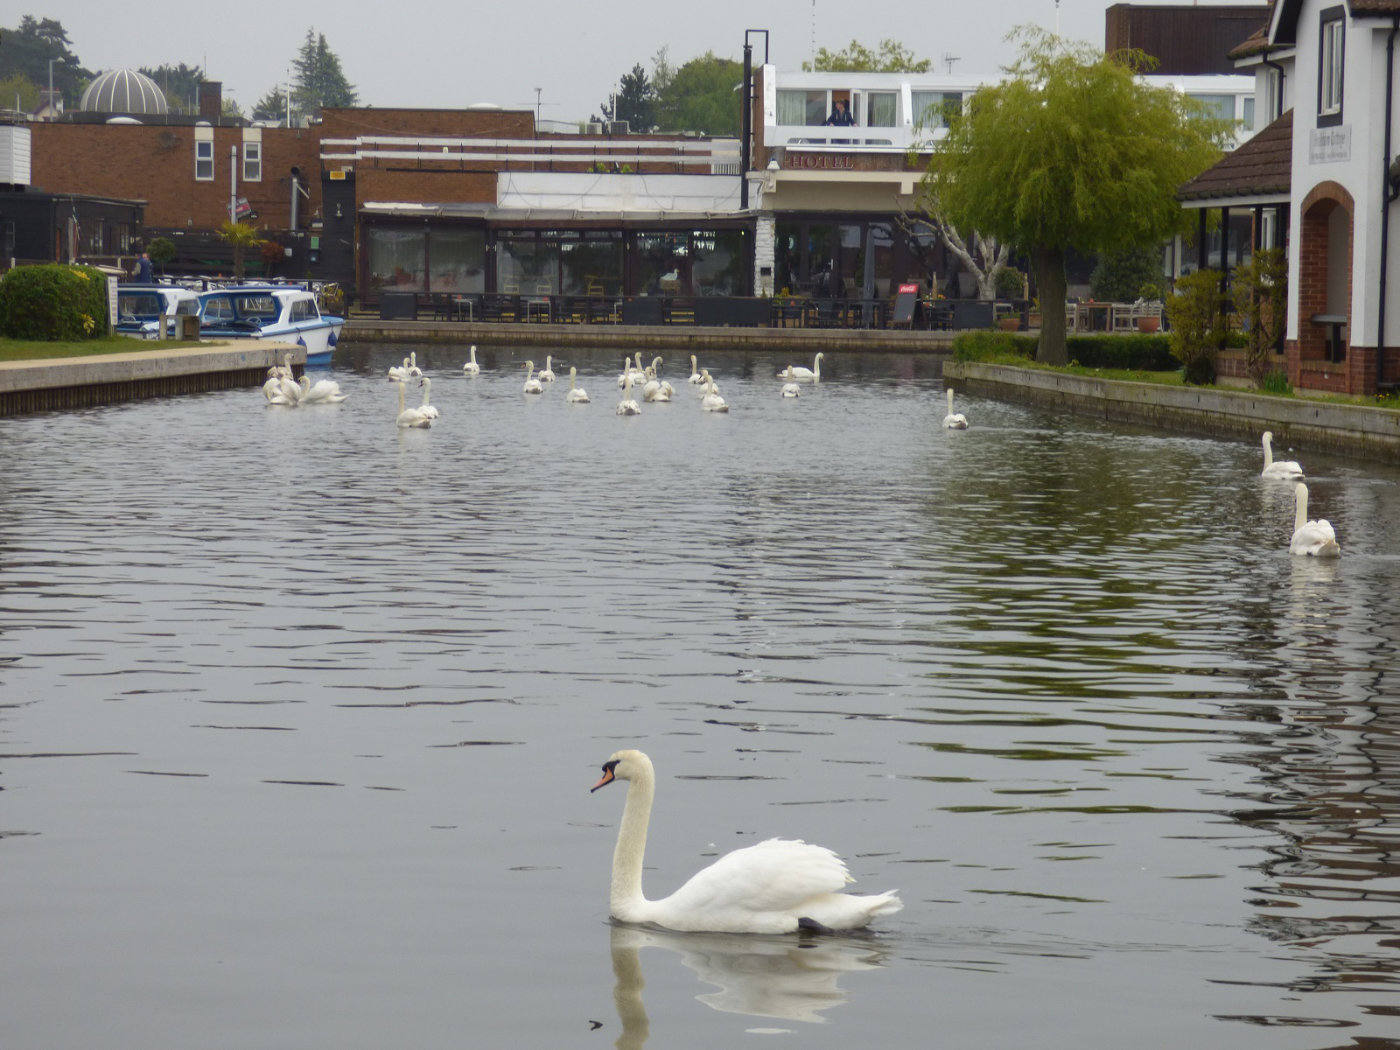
[1318,12,1344,121]
[243,141,262,182]
[194,138,214,181]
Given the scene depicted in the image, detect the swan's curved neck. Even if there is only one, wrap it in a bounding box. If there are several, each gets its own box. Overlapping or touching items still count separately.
[612,767,655,913]
[947,388,954,411]
[1295,485,1308,530]
[1263,434,1274,468]
[397,381,406,414]
[420,379,431,406]
[813,355,821,377]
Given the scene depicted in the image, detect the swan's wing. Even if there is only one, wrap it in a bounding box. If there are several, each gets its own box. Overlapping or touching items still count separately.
[662,838,852,914]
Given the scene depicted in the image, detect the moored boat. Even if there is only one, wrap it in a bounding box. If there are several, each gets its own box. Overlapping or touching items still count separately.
[115,285,200,339]
[195,285,344,365]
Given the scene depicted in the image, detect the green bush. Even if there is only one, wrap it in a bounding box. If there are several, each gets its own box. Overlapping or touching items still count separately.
[0,264,111,341]
[1165,268,1223,385]
[1259,369,1292,395]
[1090,245,1165,302]
[1064,333,1175,370]
[951,330,1037,362]
[953,330,1176,371]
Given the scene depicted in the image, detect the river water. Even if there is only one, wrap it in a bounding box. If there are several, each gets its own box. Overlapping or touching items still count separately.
[3,343,1399,1049]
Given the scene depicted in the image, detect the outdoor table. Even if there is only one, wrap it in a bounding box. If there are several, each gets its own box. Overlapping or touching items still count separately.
[1076,301,1112,331]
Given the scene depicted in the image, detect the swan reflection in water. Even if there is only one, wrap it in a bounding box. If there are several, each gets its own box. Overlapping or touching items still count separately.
[608,924,887,1048]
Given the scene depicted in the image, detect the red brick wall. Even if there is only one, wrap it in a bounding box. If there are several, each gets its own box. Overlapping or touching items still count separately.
[357,168,497,204]
[320,108,534,141]
[30,123,320,231]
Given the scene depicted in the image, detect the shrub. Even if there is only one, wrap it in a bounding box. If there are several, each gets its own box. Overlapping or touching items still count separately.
[951,330,1037,362]
[1231,247,1287,387]
[995,267,1027,299]
[0,264,110,341]
[1166,268,1223,385]
[146,236,176,272]
[1259,369,1292,395]
[1064,333,1175,370]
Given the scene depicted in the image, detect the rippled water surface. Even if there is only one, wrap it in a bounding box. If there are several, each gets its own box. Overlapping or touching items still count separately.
[4,343,1400,1049]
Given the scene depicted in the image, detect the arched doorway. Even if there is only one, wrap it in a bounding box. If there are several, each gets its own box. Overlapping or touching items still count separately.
[1293,181,1354,391]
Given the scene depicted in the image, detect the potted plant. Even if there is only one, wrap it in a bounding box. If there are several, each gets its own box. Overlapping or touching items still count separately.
[1136,281,1163,333]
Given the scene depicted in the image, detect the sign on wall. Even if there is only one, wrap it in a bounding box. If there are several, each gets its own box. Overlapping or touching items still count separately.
[1309,126,1351,165]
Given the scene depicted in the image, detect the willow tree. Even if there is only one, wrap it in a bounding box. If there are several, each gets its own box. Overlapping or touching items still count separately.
[921,29,1230,364]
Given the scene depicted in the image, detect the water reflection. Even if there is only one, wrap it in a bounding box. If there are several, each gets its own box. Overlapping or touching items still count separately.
[609,924,886,1046]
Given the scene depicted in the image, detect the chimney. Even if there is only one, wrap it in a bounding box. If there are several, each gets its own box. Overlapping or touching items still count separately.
[198,81,222,121]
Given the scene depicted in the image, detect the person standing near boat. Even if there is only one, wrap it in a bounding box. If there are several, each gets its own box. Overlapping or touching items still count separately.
[135,252,153,283]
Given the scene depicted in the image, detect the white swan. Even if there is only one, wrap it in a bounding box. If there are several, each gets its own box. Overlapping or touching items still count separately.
[779,352,823,382]
[617,373,641,416]
[462,345,481,375]
[701,372,729,413]
[617,356,641,388]
[276,353,302,403]
[538,355,556,383]
[1289,481,1340,557]
[565,366,590,403]
[388,356,411,382]
[688,354,705,384]
[1261,431,1303,479]
[942,388,968,429]
[406,350,422,379]
[394,380,432,428]
[592,750,901,934]
[781,381,801,398]
[262,372,285,403]
[522,360,544,395]
[650,357,674,398]
[416,376,439,420]
[297,375,347,404]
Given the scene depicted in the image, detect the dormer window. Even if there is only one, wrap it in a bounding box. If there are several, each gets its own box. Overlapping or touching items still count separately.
[1318,6,1344,126]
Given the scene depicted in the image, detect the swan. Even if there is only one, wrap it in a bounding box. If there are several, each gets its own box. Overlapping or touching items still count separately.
[462,345,481,375]
[1289,481,1340,557]
[297,375,347,404]
[276,353,302,403]
[262,372,285,402]
[650,357,674,398]
[688,355,705,384]
[388,356,412,382]
[592,750,901,934]
[642,367,671,402]
[416,376,439,419]
[565,366,590,403]
[406,350,422,379]
[538,355,556,383]
[1261,431,1303,479]
[522,361,544,395]
[942,388,968,429]
[617,373,641,416]
[617,356,641,388]
[779,352,823,382]
[781,381,801,398]
[393,380,432,428]
[701,373,729,413]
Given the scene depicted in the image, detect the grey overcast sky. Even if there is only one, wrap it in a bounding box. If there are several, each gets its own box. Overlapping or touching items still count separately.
[34,0,1259,122]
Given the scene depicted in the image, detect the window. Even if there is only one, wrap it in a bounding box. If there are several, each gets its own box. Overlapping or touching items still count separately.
[243,141,262,182]
[911,90,961,130]
[1242,96,1255,128]
[1318,7,1344,125]
[776,90,806,125]
[1188,93,1236,122]
[194,139,213,181]
[866,91,897,127]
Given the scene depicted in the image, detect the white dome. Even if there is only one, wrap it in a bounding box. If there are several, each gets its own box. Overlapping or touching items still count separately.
[80,69,169,116]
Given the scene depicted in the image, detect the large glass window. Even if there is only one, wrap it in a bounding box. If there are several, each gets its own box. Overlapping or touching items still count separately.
[691,229,748,296]
[367,227,426,292]
[777,90,806,125]
[561,232,623,295]
[866,92,897,127]
[497,233,559,294]
[636,232,691,295]
[1188,93,1236,121]
[428,228,486,293]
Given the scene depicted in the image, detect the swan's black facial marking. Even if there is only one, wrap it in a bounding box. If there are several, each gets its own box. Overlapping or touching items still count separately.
[591,760,619,792]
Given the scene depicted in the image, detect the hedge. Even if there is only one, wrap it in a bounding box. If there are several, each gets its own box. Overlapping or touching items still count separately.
[952,330,1175,371]
[0,264,111,341]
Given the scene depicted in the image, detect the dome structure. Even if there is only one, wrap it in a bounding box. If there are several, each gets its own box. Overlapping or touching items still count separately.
[79,69,169,116]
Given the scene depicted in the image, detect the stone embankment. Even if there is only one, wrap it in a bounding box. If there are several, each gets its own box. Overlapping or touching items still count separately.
[943,361,1400,463]
[0,343,302,416]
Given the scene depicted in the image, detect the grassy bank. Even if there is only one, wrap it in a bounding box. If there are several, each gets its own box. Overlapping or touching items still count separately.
[952,331,1397,410]
[0,336,202,363]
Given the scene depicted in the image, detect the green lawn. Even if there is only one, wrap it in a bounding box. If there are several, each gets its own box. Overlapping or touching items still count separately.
[0,336,202,362]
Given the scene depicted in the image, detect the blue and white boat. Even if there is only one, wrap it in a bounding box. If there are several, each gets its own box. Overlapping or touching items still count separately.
[196,285,344,366]
[116,284,200,339]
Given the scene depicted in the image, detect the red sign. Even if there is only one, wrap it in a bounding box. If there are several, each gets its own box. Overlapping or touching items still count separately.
[898,283,919,294]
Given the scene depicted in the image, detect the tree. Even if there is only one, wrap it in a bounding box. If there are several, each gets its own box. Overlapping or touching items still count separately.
[146,236,176,275]
[1089,245,1165,302]
[292,29,358,120]
[0,16,91,104]
[900,208,1012,300]
[922,28,1230,364]
[597,63,656,132]
[804,38,932,73]
[654,52,743,136]
[0,72,41,113]
[140,63,205,114]
[1231,248,1288,386]
[218,221,264,280]
[252,86,290,124]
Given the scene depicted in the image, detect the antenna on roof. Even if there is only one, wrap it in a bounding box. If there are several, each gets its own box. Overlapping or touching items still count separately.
[943,52,960,75]
[810,0,817,63]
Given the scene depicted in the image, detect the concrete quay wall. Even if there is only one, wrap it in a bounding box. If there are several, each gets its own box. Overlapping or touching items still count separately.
[0,343,303,416]
[344,319,959,354]
[944,362,1400,463]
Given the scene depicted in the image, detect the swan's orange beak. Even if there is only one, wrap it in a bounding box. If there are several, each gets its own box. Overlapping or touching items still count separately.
[591,767,615,792]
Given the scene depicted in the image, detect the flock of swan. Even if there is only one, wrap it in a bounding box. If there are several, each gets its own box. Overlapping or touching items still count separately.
[261,353,347,406]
